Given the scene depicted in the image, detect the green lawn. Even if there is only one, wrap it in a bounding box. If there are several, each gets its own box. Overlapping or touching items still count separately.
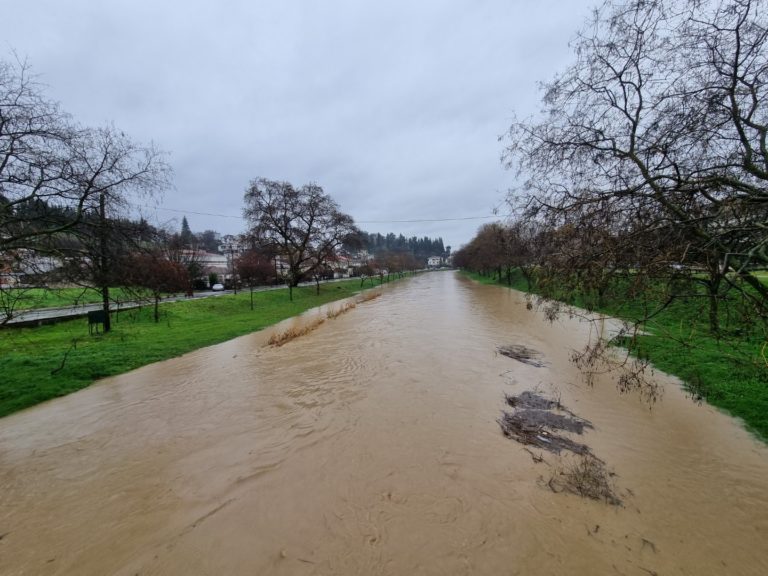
[464,270,768,441]
[0,279,379,418]
[2,286,139,310]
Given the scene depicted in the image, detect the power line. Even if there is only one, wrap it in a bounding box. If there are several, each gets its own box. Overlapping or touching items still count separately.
[141,204,504,224]
[356,216,498,223]
[140,205,243,219]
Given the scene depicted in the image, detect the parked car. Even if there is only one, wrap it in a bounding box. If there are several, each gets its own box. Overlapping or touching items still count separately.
[211,283,225,291]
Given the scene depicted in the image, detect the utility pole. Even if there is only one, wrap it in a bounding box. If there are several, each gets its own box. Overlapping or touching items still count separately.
[99,191,111,333]
[230,244,237,294]
[221,236,240,294]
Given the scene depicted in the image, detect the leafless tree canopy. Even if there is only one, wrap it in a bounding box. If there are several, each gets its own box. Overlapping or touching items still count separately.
[1,59,169,254]
[243,178,359,291]
[500,0,768,328]
[1,57,171,330]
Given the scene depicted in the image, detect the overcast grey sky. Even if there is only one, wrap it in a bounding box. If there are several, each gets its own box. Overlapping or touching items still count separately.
[3,0,595,249]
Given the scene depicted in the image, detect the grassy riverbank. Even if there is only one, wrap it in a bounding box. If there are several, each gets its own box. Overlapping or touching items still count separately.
[0,279,382,418]
[2,287,138,311]
[464,270,768,441]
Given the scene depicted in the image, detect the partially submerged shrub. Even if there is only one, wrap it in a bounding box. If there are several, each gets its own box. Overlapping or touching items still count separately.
[327,301,356,319]
[546,454,621,506]
[267,318,325,347]
[358,291,381,303]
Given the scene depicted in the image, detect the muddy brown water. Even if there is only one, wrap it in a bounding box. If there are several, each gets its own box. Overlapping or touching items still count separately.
[2,272,768,575]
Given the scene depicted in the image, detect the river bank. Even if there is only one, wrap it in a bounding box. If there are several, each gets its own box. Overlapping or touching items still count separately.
[0,278,393,418]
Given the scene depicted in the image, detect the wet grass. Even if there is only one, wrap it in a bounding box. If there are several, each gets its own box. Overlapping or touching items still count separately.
[465,270,768,442]
[0,281,372,418]
[2,287,138,310]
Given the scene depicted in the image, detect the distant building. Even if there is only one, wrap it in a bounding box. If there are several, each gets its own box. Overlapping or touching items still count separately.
[427,256,442,267]
[218,235,244,256]
[0,250,62,287]
[327,254,352,278]
[197,251,229,282]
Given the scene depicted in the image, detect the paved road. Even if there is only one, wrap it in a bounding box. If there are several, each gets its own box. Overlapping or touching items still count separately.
[0,290,238,327]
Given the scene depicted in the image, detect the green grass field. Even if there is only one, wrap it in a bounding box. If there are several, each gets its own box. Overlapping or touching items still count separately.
[0,280,377,418]
[2,286,139,310]
[465,270,768,441]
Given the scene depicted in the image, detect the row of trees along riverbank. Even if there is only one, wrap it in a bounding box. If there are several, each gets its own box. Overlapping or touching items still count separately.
[458,259,768,442]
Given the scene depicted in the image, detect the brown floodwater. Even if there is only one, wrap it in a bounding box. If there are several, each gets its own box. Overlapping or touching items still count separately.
[1,272,768,575]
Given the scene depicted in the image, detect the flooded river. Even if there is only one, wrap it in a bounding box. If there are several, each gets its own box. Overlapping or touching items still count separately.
[2,272,768,575]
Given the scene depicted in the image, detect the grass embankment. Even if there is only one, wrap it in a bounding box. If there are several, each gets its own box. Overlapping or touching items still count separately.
[0,280,378,418]
[465,270,768,441]
[4,287,138,310]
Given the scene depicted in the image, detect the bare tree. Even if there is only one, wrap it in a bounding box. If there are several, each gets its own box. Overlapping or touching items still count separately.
[453,222,509,281]
[236,248,275,309]
[125,250,189,323]
[503,0,768,333]
[54,126,170,333]
[1,60,168,252]
[1,58,81,252]
[163,232,205,295]
[243,178,359,300]
[1,58,170,331]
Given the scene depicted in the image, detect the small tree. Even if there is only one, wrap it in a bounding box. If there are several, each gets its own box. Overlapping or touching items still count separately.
[126,251,189,322]
[164,232,204,295]
[236,249,275,309]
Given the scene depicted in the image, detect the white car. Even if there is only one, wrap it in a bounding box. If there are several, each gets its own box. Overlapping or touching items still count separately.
[211,283,225,291]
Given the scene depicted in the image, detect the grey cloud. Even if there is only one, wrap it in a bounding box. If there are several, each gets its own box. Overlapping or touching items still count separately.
[4,0,595,246]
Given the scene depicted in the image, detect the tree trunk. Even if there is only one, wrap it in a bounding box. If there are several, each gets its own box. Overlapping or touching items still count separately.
[154,294,160,323]
[708,288,720,335]
[521,267,533,291]
[101,285,111,332]
[704,273,722,335]
[704,260,723,335]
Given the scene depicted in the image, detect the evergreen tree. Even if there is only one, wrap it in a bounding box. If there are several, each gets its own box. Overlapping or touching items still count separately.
[180,216,193,247]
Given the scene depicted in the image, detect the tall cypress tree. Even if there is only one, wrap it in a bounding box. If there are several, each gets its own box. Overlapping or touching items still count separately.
[180,216,193,247]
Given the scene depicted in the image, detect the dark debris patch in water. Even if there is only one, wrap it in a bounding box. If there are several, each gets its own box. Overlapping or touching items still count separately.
[499,391,621,506]
[497,345,546,368]
[500,392,593,447]
[506,391,558,410]
[498,410,591,454]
